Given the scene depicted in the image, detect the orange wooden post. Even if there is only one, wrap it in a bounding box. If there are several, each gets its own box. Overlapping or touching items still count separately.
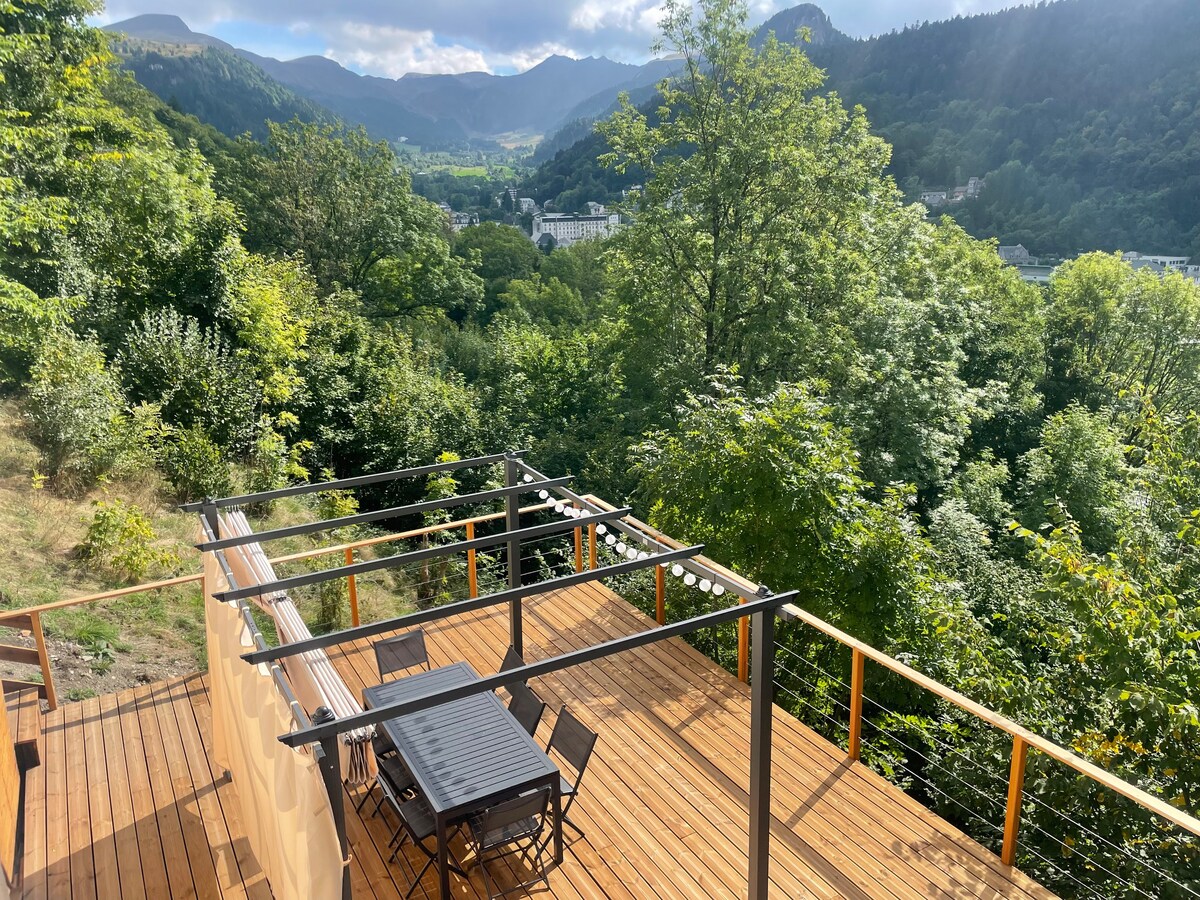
[31,612,56,710]
[655,565,666,625]
[466,522,478,599]
[738,600,749,683]
[574,509,584,574]
[344,548,360,627]
[1002,735,1030,866]
[587,523,597,570]
[848,648,865,760]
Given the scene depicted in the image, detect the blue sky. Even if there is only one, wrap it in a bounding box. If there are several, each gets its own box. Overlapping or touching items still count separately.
[96,1,1031,77]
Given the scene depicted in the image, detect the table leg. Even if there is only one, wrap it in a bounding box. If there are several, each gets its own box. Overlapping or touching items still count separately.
[552,779,563,864]
[437,814,450,899]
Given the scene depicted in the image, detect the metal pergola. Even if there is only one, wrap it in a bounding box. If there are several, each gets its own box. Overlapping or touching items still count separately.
[192,451,791,900]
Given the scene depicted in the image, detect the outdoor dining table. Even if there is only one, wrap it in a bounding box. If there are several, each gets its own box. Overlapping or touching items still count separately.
[363,660,563,900]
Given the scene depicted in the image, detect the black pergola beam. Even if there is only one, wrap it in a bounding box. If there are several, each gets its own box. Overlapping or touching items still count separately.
[180,450,529,512]
[279,590,798,747]
[196,477,574,552]
[241,543,705,665]
[515,458,759,601]
[212,506,633,602]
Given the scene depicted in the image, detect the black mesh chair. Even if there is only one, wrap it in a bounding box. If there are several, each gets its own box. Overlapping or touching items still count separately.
[507,681,545,738]
[545,706,598,837]
[499,645,524,678]
[356,753,417,820]
[465,787,552,900]
[390,794,468,899]
[375,629,430,680]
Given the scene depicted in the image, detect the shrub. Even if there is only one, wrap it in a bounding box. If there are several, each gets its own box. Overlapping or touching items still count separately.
[117,307,261,452]
[24,330,128,486]
[77,498,179,581]
[160,425,233,502]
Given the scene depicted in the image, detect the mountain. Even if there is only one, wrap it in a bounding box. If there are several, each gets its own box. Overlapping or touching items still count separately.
[752,3,846,49]
[104,14,680,147]
[525,0,1200,257]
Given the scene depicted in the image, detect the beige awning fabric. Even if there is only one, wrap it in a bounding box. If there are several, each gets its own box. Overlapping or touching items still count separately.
[218,511,377,786]
[203,547,344,900]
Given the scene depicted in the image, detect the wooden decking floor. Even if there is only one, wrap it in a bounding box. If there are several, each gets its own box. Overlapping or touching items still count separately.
[17,582,1056,899]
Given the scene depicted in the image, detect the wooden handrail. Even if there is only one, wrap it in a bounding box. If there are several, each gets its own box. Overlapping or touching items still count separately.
[778,600,1200,848]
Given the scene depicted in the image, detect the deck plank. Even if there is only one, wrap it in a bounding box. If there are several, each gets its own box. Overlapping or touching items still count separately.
[19,580,1059,900]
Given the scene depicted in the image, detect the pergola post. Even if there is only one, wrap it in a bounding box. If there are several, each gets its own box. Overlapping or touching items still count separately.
[313,708,351,900]
[505,454,523,655]
[748,607,775,900]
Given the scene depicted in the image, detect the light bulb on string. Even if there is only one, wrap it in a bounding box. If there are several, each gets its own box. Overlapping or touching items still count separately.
[699,579,712,592]
[615,541,627,554]
[538,490,549,500]
[596,524,607,535]
[553,502,565,513]
[671,564,684,577]
[712,584,725,597]
[626,548,638,560]
[523,473,534,483]
[605,534,617,546]
[683,572,697,587]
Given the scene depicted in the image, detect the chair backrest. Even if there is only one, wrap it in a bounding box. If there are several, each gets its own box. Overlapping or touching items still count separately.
[499,645,524,674]
[507,682,545,737]
[375,630,429,679]
[477,786,550,849]
[547,706,598,788]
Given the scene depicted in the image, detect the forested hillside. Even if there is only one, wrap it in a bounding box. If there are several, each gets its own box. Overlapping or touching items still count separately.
[527,0,1200,257]
[3,1,1200,895]
[115,42,335,139]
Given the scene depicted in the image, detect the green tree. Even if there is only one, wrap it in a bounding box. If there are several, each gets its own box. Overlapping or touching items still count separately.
[453,222,541,322]
[1045,253,1200,414]
[496,275,585,331]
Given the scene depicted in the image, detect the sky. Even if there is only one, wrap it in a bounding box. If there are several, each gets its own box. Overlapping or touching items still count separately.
[95,1,1027,77]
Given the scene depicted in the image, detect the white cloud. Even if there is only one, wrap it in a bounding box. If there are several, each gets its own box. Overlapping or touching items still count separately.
[327,24,491,76]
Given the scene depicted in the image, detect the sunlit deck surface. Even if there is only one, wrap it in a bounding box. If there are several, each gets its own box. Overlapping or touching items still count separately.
[18,582,1057,899]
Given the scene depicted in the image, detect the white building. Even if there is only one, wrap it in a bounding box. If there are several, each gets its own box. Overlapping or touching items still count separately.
[518,197,538,214]
[999,244,1038,265]
[449,211,478,232]
[531,212,620,248]
[1123,252,1191,269]
[585,201,606,216]
[920,191,948,207]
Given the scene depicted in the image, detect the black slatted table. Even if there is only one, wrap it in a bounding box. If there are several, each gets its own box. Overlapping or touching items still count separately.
[364,661,562,899]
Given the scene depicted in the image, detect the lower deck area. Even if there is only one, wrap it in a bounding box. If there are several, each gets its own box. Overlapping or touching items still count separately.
[16,582,1056,899]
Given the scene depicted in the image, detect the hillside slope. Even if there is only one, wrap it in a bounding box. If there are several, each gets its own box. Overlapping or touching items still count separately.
[526,0,1200,256]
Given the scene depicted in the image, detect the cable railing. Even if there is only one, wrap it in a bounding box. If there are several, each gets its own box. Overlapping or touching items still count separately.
[770,618,1200,899]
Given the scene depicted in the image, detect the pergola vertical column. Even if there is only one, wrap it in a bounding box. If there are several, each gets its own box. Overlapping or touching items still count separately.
[313,708,351,900]
[504,454,523,655]
[748,607,775,900]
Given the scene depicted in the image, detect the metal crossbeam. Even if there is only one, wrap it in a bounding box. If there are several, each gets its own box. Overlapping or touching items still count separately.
[211,506,633,602]
[180,450,529,511]
[278,590,797,747]
[196,477,573,551]
[240,544,704,665]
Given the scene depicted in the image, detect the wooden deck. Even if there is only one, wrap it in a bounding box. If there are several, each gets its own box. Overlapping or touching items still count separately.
[16,582,1057,899]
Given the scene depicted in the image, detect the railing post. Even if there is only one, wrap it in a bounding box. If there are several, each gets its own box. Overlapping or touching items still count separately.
[31,612,56,710]
[466,521,478,598]
[1002,735,1029,866]
[655,564,666,625]
[344,548,360,627]
[587,522,597,571]
[742,587,767,684]
[573,507,584,574]
[848,648,865,760]
[312,708,351,900]
[504,455,523,655]
[748,606,775,900]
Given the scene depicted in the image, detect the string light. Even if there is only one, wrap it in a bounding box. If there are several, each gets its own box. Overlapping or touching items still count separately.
[538,490,549,500]
[626,548,638,560]
[712,584,725,597]
[683,572,697,586]
[605,534,617,546]
[671,564,684,577]
[522,473,534,483]
[615,541,627,554]
[553,502,565,513]
[699,578,712,592]
[596,524,607,535]
[637,551,649,560]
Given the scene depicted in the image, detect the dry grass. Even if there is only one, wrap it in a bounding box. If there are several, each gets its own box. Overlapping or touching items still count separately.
[0,400,418,702]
